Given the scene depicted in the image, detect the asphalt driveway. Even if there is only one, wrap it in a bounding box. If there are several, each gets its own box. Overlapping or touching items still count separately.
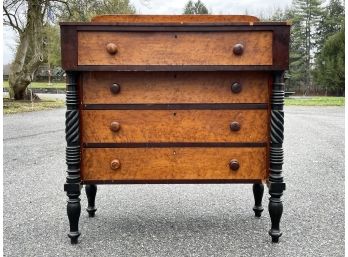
[3,106,345,257]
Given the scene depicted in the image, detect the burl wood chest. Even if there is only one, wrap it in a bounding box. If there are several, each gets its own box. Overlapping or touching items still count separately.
[60,15,290,244]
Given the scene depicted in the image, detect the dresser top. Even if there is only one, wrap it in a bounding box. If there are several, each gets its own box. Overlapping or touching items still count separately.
[60,15,290,26]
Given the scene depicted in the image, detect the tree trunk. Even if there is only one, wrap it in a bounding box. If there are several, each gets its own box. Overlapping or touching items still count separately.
[8,0,46,100]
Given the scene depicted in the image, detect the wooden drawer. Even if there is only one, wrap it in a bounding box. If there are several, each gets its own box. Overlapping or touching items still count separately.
[81,147,267,181]
[82,72,270,104]
[81,109,268,143]
[78,31,272,66]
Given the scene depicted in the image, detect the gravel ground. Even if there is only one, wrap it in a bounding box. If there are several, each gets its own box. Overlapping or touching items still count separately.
[3,106,344,257]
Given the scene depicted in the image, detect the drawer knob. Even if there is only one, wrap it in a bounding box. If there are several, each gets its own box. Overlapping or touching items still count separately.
[106,43,118,55]
[110,83,121,94]
[230,121,241,131]
[231,82,242,93]
[229,159,240,171]
[110,159,121,170]
[110,121,121,132]
[233,43,244,55]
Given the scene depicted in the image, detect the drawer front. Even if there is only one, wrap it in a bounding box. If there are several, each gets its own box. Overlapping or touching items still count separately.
[81,147,267,181]
[81,110,268,143]
[78,31,272,66]
[82,72,270,104]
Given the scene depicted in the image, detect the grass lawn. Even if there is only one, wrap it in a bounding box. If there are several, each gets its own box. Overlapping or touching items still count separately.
[3,80,65,89]
[285,96,344,106]
[3,98,65,114]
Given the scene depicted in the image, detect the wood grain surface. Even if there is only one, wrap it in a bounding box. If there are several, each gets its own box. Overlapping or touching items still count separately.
[81,147,267,181]
[91,15,260,23]
[78,31,272,66]
[81,109,268,143]
[82,71,270,104]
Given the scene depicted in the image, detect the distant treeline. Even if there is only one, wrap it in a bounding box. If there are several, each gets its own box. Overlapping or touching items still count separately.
[263,0,344,96]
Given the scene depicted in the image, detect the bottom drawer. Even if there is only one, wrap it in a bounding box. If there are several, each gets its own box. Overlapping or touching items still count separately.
[81,147,267,182]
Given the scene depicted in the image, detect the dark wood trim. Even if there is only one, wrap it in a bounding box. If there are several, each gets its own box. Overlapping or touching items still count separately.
[272,27,290,69]
[268,71,286,243]
[81,179,263,184]
[68,65,287,72]
[82,142,268,148]
[82,103,268,110]
[60,26,77,70]
[73,25,279,32]
[60,24,290,71]
[64,71,81,244]
[60,22,290,27]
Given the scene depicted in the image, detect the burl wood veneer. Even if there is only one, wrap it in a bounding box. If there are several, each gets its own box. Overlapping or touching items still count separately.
[61,15,290,245]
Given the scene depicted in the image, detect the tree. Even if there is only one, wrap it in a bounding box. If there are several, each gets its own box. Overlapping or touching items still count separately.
[313,29,344,95]
[183,0,209,14]
[58,0,135,22]
[316,0,344,50]
[4,0,54,99]
[291,0,324,95]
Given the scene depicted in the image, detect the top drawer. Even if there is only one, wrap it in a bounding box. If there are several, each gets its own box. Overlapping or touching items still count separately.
[77,31,273,66]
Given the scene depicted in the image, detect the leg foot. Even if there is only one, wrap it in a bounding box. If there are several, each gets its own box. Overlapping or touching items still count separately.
[67,194,81,244]
[252,183,264,217]
[68,231,80,244]
[85,184,97,217]
[268,196,283,243]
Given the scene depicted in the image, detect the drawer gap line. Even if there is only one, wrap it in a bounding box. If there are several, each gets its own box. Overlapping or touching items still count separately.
[82,103,268,110]
[82,142,267,148]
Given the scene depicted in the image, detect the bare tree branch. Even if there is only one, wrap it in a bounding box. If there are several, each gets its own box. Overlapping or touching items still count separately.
[51,0,71,17]
[3,5,23,33]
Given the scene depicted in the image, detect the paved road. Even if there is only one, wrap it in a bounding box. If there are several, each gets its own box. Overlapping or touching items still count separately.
[3,107,344,257]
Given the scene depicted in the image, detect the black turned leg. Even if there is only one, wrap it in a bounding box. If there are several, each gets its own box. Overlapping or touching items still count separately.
[66,186,81,244]
[252,183,264,217]
[85,184,97,217]
[268,71,286,243]
[268,189,283,243]
[64,71,82,244]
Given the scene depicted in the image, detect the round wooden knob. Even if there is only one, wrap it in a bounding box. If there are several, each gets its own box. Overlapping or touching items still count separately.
[110,159,121,170]
[229,159,240,171]
[106,43,117,55]
[230,121,240,131]
[231,82,242,93]
[233,43,244,55]
[110,121,121,132]
[110,83,121,94]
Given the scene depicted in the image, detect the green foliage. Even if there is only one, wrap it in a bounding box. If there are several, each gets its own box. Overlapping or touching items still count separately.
[316,0,344,49]
[45,25,61,68]
[289,0,324,94]
[183,0,209,14]
[285,96,344,106]
[264,0,344,95]
[313,29,345,94]
[59,0,136,22]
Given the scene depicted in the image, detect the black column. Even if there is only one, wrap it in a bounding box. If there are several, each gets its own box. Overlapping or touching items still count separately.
[268,71,286,243]
[64,71,82,244]
[85,184,97,217]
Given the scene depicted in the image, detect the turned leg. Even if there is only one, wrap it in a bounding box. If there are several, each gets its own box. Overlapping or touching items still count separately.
[268,71,286,243]
[252,183,264,217]
[85,184,97,217]
[268,185,284,243]
[64,71,82,244]
[66,185,81,244]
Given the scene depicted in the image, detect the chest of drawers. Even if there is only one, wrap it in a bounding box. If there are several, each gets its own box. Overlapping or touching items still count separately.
[61,15,290,244]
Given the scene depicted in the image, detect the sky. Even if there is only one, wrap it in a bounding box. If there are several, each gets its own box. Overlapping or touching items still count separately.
[3,0,293,65]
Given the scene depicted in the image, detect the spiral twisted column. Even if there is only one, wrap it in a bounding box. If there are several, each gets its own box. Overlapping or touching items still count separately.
[64,71,81,244]
[268,71,286,243]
